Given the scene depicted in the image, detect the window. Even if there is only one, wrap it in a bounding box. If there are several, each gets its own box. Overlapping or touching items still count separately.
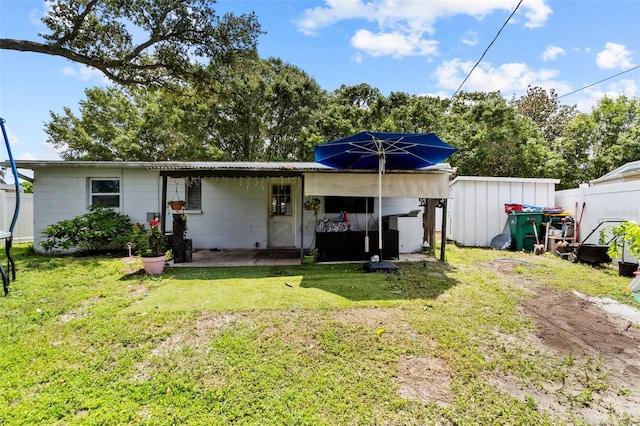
[90,178,120,208]
[185,177,202,210]
[271,184,291,216]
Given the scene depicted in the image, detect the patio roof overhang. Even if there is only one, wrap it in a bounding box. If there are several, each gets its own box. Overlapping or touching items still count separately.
[11,160,455,181]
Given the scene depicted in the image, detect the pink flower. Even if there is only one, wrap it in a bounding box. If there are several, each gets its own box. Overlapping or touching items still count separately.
[149,219,160,227]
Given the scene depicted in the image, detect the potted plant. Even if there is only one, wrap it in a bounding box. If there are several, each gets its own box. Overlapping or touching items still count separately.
[130,218,168,274]
[303,197,321,214]
[168,200,185,210]
[304,247,318,265]
[600,221,640,277]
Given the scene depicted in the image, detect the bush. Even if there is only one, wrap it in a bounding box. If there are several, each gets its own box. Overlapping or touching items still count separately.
[41,205,134,253]
[599,220,640,262]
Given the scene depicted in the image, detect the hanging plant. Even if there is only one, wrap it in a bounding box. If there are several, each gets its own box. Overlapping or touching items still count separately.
[168,200,185,210]
[303,197,321,214]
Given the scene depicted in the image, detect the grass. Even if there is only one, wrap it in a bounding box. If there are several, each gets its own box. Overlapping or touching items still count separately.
[122,263,413,313]
[0,244,638,425]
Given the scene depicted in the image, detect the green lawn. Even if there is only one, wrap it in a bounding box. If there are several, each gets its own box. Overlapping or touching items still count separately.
[0,244,638,425]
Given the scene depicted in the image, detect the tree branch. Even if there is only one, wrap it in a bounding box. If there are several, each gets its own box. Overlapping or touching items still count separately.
[58,0,100,45]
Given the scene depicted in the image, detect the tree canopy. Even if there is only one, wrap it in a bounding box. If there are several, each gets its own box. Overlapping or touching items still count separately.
[6,2,637,189]
[0,0,262,86]
[45,58,325,161]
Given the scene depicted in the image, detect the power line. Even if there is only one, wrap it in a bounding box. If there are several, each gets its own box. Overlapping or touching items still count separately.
[558,65,640,99]
[450,0,523,99]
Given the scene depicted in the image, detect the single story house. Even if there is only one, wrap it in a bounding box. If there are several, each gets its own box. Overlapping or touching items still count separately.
[14,161,455,261]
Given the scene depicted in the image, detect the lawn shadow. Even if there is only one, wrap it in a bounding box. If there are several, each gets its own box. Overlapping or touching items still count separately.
[298,261,458,302]
[119,261,460,312]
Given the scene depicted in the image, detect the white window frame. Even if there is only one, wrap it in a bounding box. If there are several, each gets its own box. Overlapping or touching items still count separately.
[89,178,121,209]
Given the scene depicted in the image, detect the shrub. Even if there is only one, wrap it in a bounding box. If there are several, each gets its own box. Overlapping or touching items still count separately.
[599,220,640,262]
[129,219,168,257]
[41,205,134,253]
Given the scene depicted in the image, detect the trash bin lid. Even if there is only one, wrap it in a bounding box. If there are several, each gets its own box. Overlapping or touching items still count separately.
[490,233,511,250]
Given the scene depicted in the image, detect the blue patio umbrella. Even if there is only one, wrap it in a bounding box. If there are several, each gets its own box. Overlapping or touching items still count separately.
[314,131,457,261]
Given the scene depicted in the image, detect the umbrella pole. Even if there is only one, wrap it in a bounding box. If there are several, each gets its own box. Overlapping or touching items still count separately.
[378,157,383,260]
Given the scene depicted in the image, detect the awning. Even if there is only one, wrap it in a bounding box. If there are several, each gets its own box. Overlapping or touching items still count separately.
[303,172,450,198]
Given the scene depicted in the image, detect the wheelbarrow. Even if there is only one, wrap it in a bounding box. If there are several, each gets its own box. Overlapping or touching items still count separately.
[565,219,624,264]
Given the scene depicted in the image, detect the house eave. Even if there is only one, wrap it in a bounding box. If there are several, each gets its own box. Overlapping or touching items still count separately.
[8,160,456,176]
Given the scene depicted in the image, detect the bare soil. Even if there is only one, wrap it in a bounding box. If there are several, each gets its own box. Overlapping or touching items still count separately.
[487,259,640,423]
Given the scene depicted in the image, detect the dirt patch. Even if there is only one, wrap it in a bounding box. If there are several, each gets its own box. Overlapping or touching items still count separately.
[149,311,235,358]
[485,258,640,422]
[398,355,452,406]
[132,312,236,382]
[330,306,408,329]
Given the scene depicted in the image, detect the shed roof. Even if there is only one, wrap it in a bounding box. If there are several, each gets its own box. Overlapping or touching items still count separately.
[590,160,640,186]
[450,176,560,185]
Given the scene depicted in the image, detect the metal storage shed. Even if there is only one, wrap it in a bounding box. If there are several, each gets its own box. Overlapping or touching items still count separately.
[448,176,559,247]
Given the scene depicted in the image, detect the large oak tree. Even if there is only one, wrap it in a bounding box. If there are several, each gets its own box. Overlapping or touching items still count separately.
[0,0,262,86]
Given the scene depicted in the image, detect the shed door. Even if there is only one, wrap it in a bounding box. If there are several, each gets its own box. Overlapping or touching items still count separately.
[269,183,294,247]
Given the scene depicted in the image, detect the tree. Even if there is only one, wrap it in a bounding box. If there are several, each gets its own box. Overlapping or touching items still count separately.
[510,86,578,149]
[376,93,449,133]
[443,92,552,177]
[45,58,326,161]
[45,85,226,161]
[262,59,325,161]
[567,95,640,180]
[0,0,262,86]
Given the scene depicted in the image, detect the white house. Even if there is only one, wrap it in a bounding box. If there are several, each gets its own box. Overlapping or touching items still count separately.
[14,161,455,260]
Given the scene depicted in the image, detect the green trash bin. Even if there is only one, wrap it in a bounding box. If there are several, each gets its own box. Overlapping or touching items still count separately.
[508,212,544,252]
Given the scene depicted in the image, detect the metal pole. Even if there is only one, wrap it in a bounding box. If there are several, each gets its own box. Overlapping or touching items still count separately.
[300,175,305,264]
[378,156,383,259]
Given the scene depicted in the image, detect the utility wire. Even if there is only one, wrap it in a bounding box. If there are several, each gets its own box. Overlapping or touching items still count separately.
[558,65,640,99]
[450,0,523,99]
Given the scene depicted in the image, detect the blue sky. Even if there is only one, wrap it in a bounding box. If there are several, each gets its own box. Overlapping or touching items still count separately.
[0,0,639,163]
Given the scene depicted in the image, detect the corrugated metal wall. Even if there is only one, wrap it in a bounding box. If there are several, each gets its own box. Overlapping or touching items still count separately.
[448,177,559,247]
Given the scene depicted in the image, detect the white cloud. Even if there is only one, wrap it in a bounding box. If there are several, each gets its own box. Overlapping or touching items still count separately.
[351,30,438,58]
[596,42,635,70]
[4,130,23,148]
[541,45,565,61]
[295,0,552,59]
[297,0,551,35]
[434,58,570,97]
[17,152,37,161]
[568,79,639,112]
[461,31,479,47]
[520,0,553,28]
[62,65,109,83]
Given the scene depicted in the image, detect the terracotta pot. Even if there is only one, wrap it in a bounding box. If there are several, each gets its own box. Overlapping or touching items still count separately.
[141,255,167,275]
[169,201,185,210]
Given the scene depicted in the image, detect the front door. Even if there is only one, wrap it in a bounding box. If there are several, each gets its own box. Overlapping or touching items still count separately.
[269,183,295,247]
